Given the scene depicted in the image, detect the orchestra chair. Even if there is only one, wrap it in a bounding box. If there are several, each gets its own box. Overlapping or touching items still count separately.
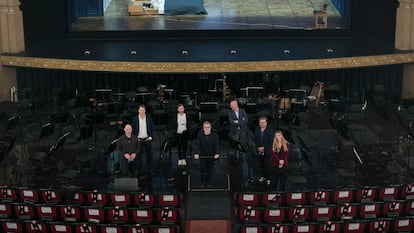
[367,218,391,233]
[0,219,24,233]
[392,216,414,232]
[262,192,284,207]
[332,189,354,204]
[81,205,105,223]
[154,207,179,225]
[35,204,58,221]
[400,183,414,200]
[12,203,35,220]
[132,192,155,208]
[263,207,287,223]
[0,186,18,202]
[57,204,82,222]
[24,220,48,233]
[311,205,335,222]
[124,223,151,233]
[403,199,414,216]
[287,205,310,223]
[39,189,62,204]
[378,185,400,201]
[292,222,316,233]
[342,220,367,233]
[17,188,40,204]
[49,222,73,233]
[285,191,308,206]
[85,190,108,206]
[358,202,381,219]
[265,223,292,233]
[106,206,130,224]
[240,224,264,233]
[317,221,342,233]
[355,186,378,203]
[99,224,124,233]
[73,223,98,233]
[309,190,331,206]
[234,192,260,207]
[236,206,263,224]
[130,208,154,224]
[157,193,181,208]
[335,203,359,220]
[109,192,132,207]
[382,200,404,217]
[150,225,179,233]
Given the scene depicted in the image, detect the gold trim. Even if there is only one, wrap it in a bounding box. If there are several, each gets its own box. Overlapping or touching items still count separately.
[1,53,414,73]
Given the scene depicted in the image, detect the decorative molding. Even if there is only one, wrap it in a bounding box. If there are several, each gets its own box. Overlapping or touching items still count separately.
[1,53,414,73]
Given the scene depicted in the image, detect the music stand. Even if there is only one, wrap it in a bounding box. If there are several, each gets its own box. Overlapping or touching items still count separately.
[50,132,70,161]
[39,123,55,139]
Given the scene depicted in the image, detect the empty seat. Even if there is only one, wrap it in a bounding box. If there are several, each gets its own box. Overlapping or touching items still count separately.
[263,207,287,223]
[262,193,284,207]
[234,192,260,207]
[106,206,130,223]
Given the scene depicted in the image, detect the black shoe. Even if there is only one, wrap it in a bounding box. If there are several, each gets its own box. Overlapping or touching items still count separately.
[168,177,175,182]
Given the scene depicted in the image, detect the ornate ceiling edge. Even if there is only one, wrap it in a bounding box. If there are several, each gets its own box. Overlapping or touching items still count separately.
[1,53,414,73]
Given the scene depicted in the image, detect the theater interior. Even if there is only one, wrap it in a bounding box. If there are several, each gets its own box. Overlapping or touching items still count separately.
[1,0,414,232]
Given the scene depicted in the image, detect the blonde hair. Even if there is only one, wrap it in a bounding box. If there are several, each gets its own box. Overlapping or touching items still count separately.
[272,130,288,152]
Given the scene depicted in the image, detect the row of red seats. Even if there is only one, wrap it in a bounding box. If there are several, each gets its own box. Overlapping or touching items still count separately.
[234,184,414,207]
[0,219,179,233]
[235,200,414,223]
[239,217,414,233]
[0,202,179,224]
[0,187,181,208]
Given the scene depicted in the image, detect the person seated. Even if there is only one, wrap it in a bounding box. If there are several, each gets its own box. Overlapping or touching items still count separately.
[116,124,140,177]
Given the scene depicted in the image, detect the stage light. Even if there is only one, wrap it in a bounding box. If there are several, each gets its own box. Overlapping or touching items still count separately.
[326,48,334,53]
[83,50,90,55]
[230,50,237,55]
[283,49,290,54]
[130,50,137,55]
[181,50,189,55]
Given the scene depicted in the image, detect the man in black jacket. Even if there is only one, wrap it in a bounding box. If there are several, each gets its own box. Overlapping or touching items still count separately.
[116,124,140,177]
[253,117,274,183]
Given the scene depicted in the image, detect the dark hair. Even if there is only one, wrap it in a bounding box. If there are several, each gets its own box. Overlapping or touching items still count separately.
[138,104,146,109]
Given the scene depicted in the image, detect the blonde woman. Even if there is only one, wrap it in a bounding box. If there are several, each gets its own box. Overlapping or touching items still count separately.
[270,130,289,190]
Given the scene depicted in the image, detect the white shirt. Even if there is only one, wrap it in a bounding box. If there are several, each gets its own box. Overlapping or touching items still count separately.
[138,116,148,138]
[177,114,187,134]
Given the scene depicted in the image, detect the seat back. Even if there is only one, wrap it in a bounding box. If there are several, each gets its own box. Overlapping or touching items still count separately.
[309,190,331,205]
[332,189,354,204]
[262,193,284,207]
[287,205,310,223]
[335,203,359,220]
[0,186,18,202]
[285,192,307,206]
[263,207,287,223]
[130,208,153,224]
[133,193,155,208]
[311,205,335,222]
[36,204,58,221]
[235,192,260,207]
[155,207,179,224]
[58,204,81,222]
[82,206,105,223]
[109,192,131,206]
[25,220,48,233]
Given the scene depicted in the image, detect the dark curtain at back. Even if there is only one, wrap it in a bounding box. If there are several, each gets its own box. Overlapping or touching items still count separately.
[16,65,403,101]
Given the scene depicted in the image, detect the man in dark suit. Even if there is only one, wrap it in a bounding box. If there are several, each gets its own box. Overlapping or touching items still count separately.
[228,99,249,143]
[253,116,274,183]
[132,104,155,175]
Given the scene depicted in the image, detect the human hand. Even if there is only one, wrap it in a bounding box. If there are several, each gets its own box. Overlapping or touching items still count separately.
[214,154,219,159]
[194,154,200,160]
[146,137,152,141]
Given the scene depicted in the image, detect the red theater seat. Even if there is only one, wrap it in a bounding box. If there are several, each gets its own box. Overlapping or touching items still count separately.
[109,192,131,206]
[58,204,81,222]
[235,192,260,207]
[0,220,24,233]
[151,225,179,233]
[309,190,331,205]
[82,206,105,223]
[355,187,377,203]
[124,223,151,233]
[367,218,391,233]
[0,186,18,202]
[36,204,58,221]
[382,200,404,217]
[263,207,287,223]
[404,199,414,216]
[262,193,283,207]
[40,189,62,204]
[292,223,316,233]
[133,193,155,208]
[25,220,47,233]
[240,225,264,233]
[392,216,414,232]
[265,223,292,233]
[400,183,414,200]
[155,207,179,224]
[0,202,13,218]
[13,203,35,220]
[237,206,262,223]
[285,192,307,206]
[335,203,359,220]
[106,206,130,223]
[359,202,381,219]
[343,220,367,233]
[318,221,341,233]
[99,224,124,233]
[73,223,98,233]
[71,192,85,205]
[311,205,334,222]
[158,194,180,208]
[287,205,310,223]
[18,188,40,204]
[85,190,108,206]
[332,189,354,204]
[130,208,154,224]
[49,222,73,233]
[378,185,400,201]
